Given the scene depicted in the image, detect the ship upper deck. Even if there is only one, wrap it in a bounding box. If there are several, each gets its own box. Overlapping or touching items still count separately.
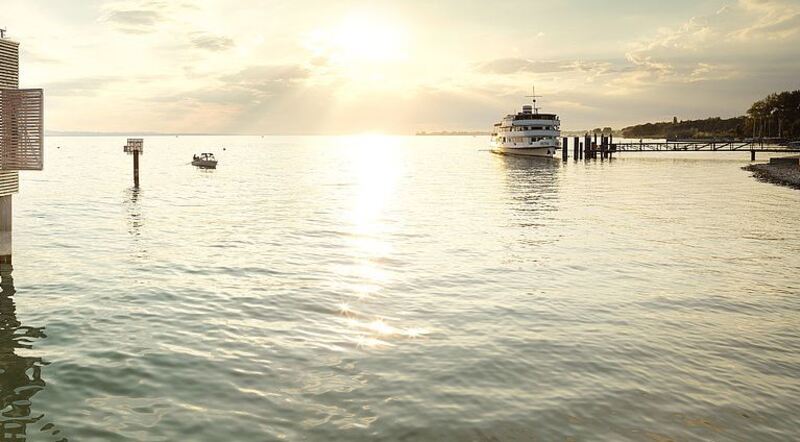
[511,113,558,121]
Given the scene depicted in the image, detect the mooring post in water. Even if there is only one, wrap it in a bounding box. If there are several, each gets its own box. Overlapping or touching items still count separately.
[0,197,11,267]
[124,139,144,188]
[133,150,140,186]
[751,150,756,161]
[562,137,568,161]
[601,136,608,159]
[574,136,580,160]
[584,135,591,159]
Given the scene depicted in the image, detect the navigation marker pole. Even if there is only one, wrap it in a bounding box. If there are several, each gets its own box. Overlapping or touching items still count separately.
[124,139,144,188]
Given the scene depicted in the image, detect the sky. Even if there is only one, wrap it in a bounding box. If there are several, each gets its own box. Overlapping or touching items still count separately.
[1,0,799,134]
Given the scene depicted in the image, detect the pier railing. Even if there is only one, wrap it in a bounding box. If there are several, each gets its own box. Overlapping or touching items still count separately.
[559,136,800,161]
[610,140,800,153]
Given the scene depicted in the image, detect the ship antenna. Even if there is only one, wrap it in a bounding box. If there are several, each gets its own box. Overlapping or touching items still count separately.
[525,85,541,115]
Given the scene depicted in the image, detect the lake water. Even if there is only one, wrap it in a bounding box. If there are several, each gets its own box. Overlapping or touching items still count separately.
[4,135,800,441]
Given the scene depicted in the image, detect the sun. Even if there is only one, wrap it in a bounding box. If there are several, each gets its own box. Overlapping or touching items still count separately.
[332,14,408,64]
[306,12,409,66]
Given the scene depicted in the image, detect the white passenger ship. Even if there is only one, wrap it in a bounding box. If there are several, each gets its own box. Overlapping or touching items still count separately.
[490,89,560,157]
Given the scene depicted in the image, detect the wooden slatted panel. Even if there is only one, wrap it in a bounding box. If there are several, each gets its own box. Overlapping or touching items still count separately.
[0,39,22,194]
[124,138,143,154]
[0,89,44,170]
[0,171,19,196]
[0,37,32,193]
[0,39,19,89]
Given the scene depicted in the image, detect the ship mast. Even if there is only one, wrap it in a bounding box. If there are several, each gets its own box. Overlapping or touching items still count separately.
[525,85,541,115]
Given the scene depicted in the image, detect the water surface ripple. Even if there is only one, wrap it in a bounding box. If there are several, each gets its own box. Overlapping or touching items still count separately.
[6,135,800,440]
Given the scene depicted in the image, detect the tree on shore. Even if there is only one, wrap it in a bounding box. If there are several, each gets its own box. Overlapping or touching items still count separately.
[621,89,800,140]
[746,90,800,139]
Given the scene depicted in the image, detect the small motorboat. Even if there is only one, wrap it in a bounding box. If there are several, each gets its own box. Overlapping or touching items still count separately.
[192,153,218,169]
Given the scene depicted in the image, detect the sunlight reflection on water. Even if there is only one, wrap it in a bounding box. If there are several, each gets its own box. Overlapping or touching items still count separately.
[5,135,800,441]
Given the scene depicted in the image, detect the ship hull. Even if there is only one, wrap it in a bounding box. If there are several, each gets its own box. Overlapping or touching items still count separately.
[490,146,557,157]
[192,159,218,169]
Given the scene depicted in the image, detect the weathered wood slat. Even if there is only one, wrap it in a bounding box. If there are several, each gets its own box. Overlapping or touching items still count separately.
[0,39,19,89]
[0,88,44,170]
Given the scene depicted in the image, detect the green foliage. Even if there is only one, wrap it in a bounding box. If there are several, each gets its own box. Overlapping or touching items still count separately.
[621,117,746,139]
[621,90,800,140]
[746,90,800,139]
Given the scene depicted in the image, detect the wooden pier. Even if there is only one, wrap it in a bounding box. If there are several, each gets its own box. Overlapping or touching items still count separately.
[558,138,800,161]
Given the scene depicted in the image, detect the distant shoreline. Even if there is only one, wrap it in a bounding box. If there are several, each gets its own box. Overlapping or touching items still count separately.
[416,131,489,136]
[46,131,222,137]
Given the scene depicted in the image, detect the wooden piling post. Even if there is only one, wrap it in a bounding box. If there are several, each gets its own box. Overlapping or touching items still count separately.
[584,135,591,159]
[601,136,608,159]
[750,150,756,161]
[573,136,579,160]
[133,150,140,187]
[600,136,605,160]
[0,196,10,267]
[124,138,144,188]
[562,137,568,161]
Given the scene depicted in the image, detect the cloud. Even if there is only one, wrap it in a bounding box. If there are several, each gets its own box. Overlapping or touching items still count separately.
[732,0,800,39]
[222,65,310,92]
[104,9,163,33]
[737,10,800,40]
[610,0,800,91]
[190,33,235,52]
[477,58,573,74]
[101,1,198,34]
[627,0,800,63]
[476,58,616,75]
[156,64,311,109]
[22,51,62,65]
[107,9,161,27]
[44,76,120,96]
